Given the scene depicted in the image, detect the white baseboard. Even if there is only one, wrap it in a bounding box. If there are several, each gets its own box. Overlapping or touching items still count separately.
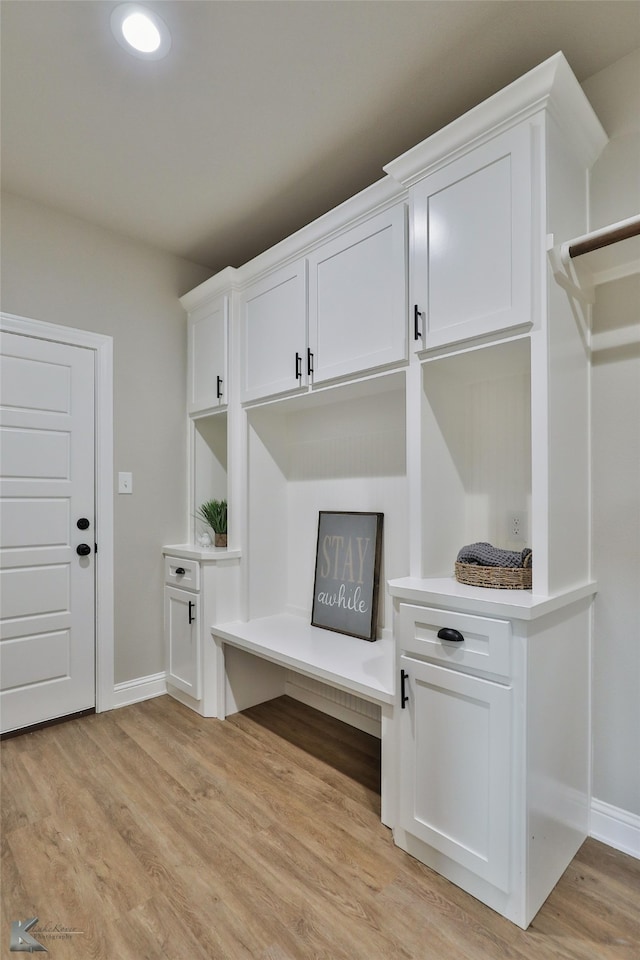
[590,798,640,859]
[111,672,167,709]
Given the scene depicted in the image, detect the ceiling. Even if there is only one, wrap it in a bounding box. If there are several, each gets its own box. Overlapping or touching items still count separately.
[2,1,639,273]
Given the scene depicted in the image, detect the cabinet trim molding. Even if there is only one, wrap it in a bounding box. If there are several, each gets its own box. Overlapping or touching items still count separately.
[384,52,606,188]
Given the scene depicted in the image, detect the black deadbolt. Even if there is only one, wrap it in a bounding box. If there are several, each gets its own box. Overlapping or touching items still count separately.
[77,518,90,530]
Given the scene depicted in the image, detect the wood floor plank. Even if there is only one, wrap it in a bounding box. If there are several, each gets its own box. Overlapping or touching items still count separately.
[2,694,638,960]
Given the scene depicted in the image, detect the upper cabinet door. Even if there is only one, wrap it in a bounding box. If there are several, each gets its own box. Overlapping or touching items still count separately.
[308,205,408,385]
[188,295,228,415]
[412,124,533,351]
[241,260,307,403]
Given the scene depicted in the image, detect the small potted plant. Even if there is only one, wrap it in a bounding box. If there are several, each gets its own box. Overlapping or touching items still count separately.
[196,499,227,548]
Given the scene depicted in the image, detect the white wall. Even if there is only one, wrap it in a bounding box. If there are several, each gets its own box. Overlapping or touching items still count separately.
[582,50,640,821]
[0,192,210,685]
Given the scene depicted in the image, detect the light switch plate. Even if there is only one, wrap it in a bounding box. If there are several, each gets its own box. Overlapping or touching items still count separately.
[118,471,133,494]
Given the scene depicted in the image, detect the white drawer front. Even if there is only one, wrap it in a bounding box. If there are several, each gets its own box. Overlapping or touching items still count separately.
[398,604,511,678]
[164,556,200,591]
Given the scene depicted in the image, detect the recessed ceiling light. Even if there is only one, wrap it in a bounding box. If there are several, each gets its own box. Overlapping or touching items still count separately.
[111,3,171,60]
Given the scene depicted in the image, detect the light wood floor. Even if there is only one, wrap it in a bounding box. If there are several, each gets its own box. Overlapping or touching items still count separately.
[1,695,638,960]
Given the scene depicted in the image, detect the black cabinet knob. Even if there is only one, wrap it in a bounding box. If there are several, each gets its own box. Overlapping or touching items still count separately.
[76,543,91,556]
[437,627,465,643]
[175,567,186,576]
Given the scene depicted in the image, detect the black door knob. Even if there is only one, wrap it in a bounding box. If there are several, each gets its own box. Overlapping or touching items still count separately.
[77,518,90,530]
[76,543,91,556]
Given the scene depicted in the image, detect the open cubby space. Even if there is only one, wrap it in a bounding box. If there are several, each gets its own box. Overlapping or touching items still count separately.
[191,412,228,542]
[420,338,532,579]
[246,374,408,636]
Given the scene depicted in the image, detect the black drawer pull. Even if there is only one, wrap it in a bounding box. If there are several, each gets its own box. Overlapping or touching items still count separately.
[437,627,464,644]
[400,669,409,708]
[175,567,186,576]
[188,601,195,624]
[414,304,423,340]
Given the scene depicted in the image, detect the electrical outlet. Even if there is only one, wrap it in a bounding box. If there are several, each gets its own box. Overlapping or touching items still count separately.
[508,512,525,539]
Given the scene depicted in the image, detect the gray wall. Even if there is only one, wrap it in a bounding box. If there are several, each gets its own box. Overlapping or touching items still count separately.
[0,192,210,683]
[583,49,640,817]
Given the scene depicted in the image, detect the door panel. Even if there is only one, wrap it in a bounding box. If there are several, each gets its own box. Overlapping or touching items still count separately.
[412,123,532,349]
[188,295,228,413]
[1,631,71,688]
[399,655,511,891]
[0,332,95,733]
[308,204,407,383]
[165,586,200,698]
[241,260,307,402]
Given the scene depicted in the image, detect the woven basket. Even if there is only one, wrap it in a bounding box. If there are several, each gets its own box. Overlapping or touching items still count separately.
[455,561,532,590]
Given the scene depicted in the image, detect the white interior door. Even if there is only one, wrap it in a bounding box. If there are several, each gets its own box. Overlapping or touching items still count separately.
[0,331,96,733]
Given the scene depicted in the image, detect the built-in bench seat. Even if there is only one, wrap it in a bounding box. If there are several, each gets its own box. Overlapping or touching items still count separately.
[212,613,395,706]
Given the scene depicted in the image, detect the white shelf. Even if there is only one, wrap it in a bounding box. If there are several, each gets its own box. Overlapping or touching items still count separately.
[162,543,241,563]
[212,613,395,706]
[388,576,597,621]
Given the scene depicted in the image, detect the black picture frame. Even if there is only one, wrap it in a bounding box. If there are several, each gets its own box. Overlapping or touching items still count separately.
[311,511,384,641]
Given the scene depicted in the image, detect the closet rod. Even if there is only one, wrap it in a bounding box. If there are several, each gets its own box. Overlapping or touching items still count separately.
[568,215,640,259]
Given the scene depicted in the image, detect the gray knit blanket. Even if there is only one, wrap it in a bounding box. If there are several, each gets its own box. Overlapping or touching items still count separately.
[457,542,532,569]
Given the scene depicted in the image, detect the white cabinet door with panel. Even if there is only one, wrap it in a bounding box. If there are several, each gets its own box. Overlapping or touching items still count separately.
[165,586,200,699]
[188,294,228,414]
[411,123,533,351]
[398,655,511,891]
[308,205,407,384]
[241,260,307,403]
[163,549,241,718]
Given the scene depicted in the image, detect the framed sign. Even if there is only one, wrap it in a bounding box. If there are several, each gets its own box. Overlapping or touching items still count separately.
[311,511,383,641]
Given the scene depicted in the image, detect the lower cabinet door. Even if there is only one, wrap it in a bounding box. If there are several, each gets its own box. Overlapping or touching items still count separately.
[165,587,201,699]
[399,655,511,891]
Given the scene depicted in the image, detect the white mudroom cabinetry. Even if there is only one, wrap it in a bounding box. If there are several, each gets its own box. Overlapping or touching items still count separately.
[391,590,594,928]
[306,204,407,385]
[187,289,229,415]
[406,123,533,351]
[385,52,605,927]
[167,52,609,928]
[397,605,513,893]
[163,549,241,717]
[164,558,200,700]
[240,194,408,403]
[240,258,308,403]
